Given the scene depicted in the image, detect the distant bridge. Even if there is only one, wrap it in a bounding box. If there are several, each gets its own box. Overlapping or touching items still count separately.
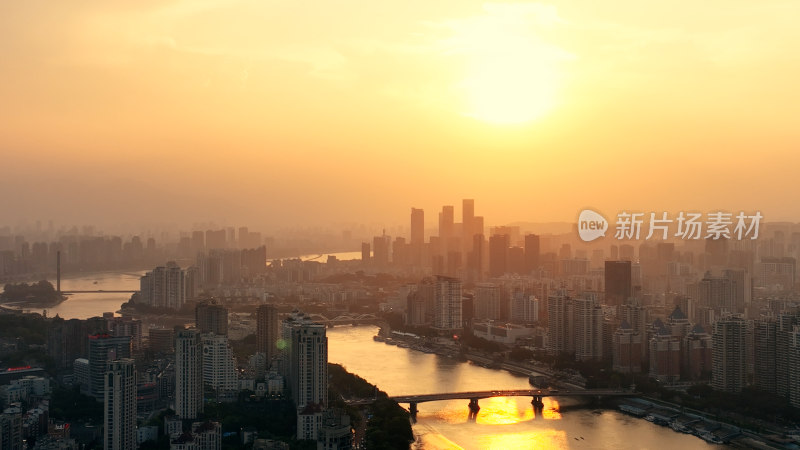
[303,313,380,326]
[346,388,633,417]
[61,290,138,294]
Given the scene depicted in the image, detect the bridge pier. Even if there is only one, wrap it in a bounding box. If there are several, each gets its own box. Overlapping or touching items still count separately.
[531,395,544,409]
[468,398,480,413]
[409,402,418,420]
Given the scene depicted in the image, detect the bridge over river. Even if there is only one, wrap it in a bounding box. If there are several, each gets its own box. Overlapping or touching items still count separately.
[346,388,633,418]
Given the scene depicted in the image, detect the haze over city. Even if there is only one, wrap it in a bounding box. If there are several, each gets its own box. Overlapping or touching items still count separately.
[3,1,800,232]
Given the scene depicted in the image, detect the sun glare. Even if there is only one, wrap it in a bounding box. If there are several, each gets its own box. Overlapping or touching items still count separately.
[445,5,569,124]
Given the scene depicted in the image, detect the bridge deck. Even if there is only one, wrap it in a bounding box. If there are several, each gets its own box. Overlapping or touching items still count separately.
[346,389,631,405]
[61,290,138,294]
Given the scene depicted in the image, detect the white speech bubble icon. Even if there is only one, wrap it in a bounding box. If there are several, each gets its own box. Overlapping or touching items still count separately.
[578,209,608,242]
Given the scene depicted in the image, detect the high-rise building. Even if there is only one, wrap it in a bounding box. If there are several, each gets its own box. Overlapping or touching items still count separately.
[462,199,474,238]
[547,295,574,355]
[433,276,462,331]
[510,291,538,324]
[47,318,88,369]
[106,316,143,352]
[507,246,525,275]
[789,326,800,408]
[201,334,237,394]
[604,261,632,306]
[410,208,424,246]
[612,321,642,373]
[104,359,136,450]
[0,405,22,450]
[683,324,713,380]
[361,242,370,263]
[777,312,800,397]
[372,235,390,267]
[148,328,174,354]
[712,315,748,393]
[439,206,454,243]
[195,302,228,336]
[488,235,509,278]
[753,319,777,393]
[288,320,328,441]
[405,287,426,326]
[88,334,131,399]
[256,304,279,371]
[757,257,796,290]
[175,329,203,419]
[723,268,751,312]
[524,234,540,273]
[139,262,186,310]
[649,323,681,384]
[573,298,604,362]
[474,283,501,321]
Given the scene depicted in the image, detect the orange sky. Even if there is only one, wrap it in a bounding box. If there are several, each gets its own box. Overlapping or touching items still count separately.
[1,1,799,231]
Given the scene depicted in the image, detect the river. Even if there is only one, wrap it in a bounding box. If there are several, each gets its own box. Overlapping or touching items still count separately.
[15,271,723,448]
[8,251,362,319]
[327,326,721,450]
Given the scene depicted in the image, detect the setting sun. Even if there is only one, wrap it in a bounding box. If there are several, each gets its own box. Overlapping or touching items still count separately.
[443,3,569,124]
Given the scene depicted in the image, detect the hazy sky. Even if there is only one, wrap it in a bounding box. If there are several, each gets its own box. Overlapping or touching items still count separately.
[2,1,799,232]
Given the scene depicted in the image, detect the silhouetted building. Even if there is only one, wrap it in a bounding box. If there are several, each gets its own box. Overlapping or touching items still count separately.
[410,208,424,246]
[488,235,509,278]
[175,329,202,419]
[712,315,748,393]
[148,328,174,354]
[257,304,279,371]
[612,321,642,373]
[524,234,540,273]
[104,359,136,450]
[360,243,370,263]
[195,302,228,336]
[88,334,131,399]
[604,261,632,306]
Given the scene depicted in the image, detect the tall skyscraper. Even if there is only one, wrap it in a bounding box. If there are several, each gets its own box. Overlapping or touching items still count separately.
[604,261,632,306]
[289,320,329,441]
[372,235,390,267]
[547,295,574,355]
[524,234,540,273]
[753,319,777,393]
[257,304,279,370]
[789,326,800,408]
[777,312,800,397]
[88,334,131,399]
[433,276,462,331]
[195,302,228,336]
[175,329,202,419]
[573,298,604,362]
[439,206,454,243]
[488,234,509,278]
[410,208,424,246]
[462,199,474,239]
[104,359,136,450]
[712,315,748,393]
